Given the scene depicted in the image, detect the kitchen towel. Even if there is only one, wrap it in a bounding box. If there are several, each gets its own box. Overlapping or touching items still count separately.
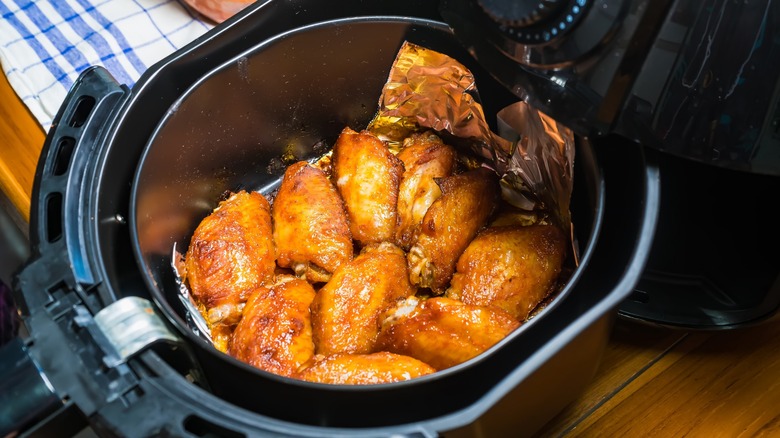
[0,0,215,131]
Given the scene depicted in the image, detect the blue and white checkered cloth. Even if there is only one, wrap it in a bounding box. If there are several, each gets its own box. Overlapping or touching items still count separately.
[0,0,215,131]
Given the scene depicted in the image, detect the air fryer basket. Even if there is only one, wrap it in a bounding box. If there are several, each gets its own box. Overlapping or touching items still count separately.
[8,2,659,437]
[131,16,595,424]
[130,15,644,429]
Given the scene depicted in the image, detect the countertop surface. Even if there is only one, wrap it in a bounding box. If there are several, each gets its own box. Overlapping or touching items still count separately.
[2,70,780,437]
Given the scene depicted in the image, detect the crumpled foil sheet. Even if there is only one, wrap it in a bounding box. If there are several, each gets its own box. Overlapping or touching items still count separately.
[368,41,575,231]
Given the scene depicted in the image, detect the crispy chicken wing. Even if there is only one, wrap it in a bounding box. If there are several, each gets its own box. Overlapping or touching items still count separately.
[394,132,457,251]
[376,297,520,370]
[272,161,353,283]
[228,277,316,377]
[296,352,435,385]
[447,224,567,321]
[407,167,499,293]
[331,127,404,245]
[311,242,416,355]
[184,190,276,350]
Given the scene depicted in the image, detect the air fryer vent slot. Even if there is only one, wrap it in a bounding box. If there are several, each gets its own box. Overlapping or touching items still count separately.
[67,95,96,128]
[52,136,75,176]
[45,192,62,243]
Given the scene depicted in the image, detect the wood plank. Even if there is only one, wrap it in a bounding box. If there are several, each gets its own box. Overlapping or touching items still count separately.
[0,71,46,222]
[569,316,780,437]
[535,320,693,436]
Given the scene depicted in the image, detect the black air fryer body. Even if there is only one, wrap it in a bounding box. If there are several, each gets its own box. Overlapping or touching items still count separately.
[442,0,780,328]
[2,0,773,436]
[3,2,660,436]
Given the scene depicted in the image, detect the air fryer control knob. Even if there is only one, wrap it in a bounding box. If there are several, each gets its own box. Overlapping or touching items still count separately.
[477,0,566,27]
[472,0,591,44]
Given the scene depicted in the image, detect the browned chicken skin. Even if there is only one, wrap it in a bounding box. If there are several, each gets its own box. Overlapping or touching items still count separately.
[447,224,567,321]
[272,161,353,283]
[331,127,404,245]
[376,297,520,370]
[228,277,316,377]
[184,190,276,351]
[311,242,416,355]
[407,167,500,293]
[394,132,457,251]
[296,352,436,384]
[184,122,569,383]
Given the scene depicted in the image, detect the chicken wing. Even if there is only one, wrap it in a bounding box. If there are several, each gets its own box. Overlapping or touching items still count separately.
[407,167,499,293]
[394,132,457,251]
[296,352,435,385]
[331,127,404,245]
[446,224,567,322]
[311,242,416,355]
[184,190,276,350]
[376,297,520,370]
[228,277,316,377]
[272,161,353,283]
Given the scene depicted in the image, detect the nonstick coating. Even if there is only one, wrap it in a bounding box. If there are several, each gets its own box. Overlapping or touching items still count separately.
[130,17,603,427]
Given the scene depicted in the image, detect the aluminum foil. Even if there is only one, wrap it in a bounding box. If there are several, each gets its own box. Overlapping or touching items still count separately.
[368,41,575,231]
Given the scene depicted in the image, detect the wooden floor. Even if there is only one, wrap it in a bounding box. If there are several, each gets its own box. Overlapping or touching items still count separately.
[535,315,780,437]
[2,70,780,437]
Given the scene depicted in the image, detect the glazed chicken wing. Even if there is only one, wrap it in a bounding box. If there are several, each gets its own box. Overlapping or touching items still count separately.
[407,167,499,293]
[394,132,457,251]
[311,242,416,355]
[296,352,435,385]
[184,190,276,350]
[447,224,567,321]
[272,161,353,283]
[376,297,520,370]
[331,127,404,245]
[228,277,316,377]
